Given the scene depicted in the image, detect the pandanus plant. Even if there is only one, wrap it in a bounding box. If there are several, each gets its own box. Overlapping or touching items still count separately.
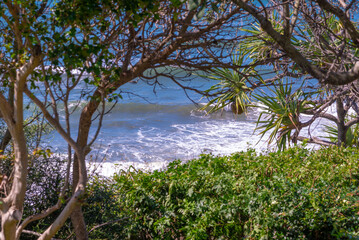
[201,48,261,115]
[254,81,315,150]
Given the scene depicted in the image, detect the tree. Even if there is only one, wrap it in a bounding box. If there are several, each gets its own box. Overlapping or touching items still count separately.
[202,0,359,148]
[0,0,244,239]
[200,47,260,115]
[233,0,359,85]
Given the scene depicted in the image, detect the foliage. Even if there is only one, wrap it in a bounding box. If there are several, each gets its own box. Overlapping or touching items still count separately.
[254,81,316,150]
[23,154,69,239]
[82,146,359,239]
[0,117,54,182]
[323,121,359,147]
[241,13,288,64]
[82,175,125,240]
[233,0,359,148]
[201,48,260,115]
[0,0,245,238]
[201,3,359,149]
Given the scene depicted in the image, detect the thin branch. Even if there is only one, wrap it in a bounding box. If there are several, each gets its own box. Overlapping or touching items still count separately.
[16,199,66,238]
[21,230,62,240]
[88,217,129,234]
[290,0,301,36]
[87,97,106,148]
[24,87,80,154]
[345,117,359,128]
[297,136,336,146]
[315,0,359,48]
[233,0,359,85]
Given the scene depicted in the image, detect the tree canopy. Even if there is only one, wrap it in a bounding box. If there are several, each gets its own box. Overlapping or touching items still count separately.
[0,0,244,239]
[1,0,359,239]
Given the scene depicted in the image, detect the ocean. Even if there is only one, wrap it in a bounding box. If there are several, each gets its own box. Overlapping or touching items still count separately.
[39,71,329,176]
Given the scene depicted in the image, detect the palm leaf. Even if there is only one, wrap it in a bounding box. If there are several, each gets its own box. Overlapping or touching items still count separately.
[254,80,317,150]
[200,47,261,115]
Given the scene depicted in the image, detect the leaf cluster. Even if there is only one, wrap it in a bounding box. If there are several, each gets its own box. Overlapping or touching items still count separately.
[201,48,261,115]
[254,81,317,150]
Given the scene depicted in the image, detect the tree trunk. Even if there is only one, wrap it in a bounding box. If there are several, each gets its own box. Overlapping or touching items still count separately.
[1,86,14,151]
[336,98,347,146]
[231,102,244,115]
[71,156,88,240]
[1,204,16,240]
[0,130,12,152]
[71,208,88,240]
[0,64,30,239]
[0,125,28,239]
[70,90,102,240]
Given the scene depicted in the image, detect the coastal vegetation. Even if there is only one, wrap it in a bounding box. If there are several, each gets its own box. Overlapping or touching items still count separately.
[0,0,359,239]
[0,1,242,239]
[23,146,359,239]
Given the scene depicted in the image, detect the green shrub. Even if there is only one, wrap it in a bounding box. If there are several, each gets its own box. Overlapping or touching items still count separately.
[84,146,359,239]
[83,175,126,239]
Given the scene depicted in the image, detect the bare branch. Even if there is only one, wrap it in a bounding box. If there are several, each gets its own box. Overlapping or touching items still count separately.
[297,136,336,146]
[21,230,61,240]
[233,0,359,85]
[315,0,359,48]
[24,88,80,154]
[88,217,129,234]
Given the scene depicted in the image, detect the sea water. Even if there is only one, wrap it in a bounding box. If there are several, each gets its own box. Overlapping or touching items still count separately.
[40,72,330,176]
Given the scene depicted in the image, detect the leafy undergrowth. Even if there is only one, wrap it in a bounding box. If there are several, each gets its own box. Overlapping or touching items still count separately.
[85,146,359,239]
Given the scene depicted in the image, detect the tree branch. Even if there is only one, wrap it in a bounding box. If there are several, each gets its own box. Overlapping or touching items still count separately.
[315,0,359,48]
[345,117,359,128]
[88,217,129,234]
[21,230,61,240]
[297,136,336,146]
[24,88,80,154]
[233,0,359,85]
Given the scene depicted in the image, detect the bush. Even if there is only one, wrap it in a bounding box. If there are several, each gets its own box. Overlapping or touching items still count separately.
[22,154,69,239]
[84,146,359,239]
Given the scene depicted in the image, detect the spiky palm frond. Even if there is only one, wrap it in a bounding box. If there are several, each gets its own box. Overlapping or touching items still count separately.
[254,81,316,150]
[201,48,261,115]
[323,122,359,147]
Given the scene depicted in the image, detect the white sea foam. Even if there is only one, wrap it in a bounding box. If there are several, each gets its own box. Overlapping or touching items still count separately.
[48,100,340,178]
[92,102,345,177]
[88,114,271,177]
[82,102,338,177]
[88,161,170,177]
